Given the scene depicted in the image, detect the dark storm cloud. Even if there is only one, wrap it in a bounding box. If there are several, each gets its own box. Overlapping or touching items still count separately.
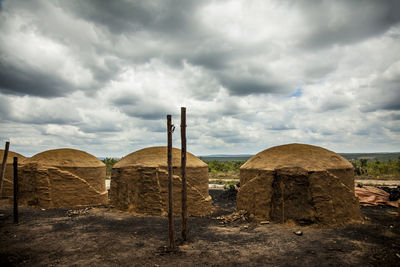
[188,50,232,70]
[112,94,139,106]
[295,0,400,49]
[58,0,294,96]
[78,122,122,133]
[60,0,207,37]
[0,99,80,125]
[0,61,75,97]
[116,104,174,120]
[360,77,400,112]
[219,75,288,96]
[382,101,400,111]
[86,59,123,84]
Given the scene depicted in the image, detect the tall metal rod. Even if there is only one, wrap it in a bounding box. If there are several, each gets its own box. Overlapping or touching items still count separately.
[0,141,10,196]
[167,115,175,250]
[180,107,187,241]
[13,157,18,224]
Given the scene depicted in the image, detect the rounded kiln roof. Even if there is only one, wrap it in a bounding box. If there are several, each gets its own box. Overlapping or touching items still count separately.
[241,143,352,171]
[0,150,26,164]
[27,148,104,167]
[114,146,207,168]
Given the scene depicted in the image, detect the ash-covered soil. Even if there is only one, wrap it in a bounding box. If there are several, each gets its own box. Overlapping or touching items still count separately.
[0,190,399,266]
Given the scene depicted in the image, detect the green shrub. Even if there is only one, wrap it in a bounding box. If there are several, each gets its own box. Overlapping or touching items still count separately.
[102,157,119,178]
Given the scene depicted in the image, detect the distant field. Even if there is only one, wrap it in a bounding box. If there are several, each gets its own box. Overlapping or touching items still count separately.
[200,153,400,162]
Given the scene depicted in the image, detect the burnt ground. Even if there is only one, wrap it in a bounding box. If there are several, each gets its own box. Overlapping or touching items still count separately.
[0,190,399,267]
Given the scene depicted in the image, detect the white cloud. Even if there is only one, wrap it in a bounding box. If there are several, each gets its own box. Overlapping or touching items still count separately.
[0,0,399,157]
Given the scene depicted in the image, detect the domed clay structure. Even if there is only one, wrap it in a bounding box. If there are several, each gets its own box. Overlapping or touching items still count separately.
[111,146,212,216]
[0,150,26,198]
[20,148,107,208]
[237,143,360,225]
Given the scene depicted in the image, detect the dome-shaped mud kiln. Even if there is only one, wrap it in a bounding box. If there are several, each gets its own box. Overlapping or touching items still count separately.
[0,150,26,198]
[20,148,107,208]
[111,146,212,216]
[237,143,361,225]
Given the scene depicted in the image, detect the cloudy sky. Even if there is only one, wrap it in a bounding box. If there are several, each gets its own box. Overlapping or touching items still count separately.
[0,0,399,157]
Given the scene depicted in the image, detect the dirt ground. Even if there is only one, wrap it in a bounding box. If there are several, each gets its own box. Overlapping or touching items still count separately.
[1,190,399,267]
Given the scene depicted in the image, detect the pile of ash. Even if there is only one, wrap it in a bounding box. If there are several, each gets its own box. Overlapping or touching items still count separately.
[215,210,252,225]
[378,186,400,201]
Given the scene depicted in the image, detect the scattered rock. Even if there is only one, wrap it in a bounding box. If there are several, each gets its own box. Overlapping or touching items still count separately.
[260,221,270,225]
[294,230,303,236]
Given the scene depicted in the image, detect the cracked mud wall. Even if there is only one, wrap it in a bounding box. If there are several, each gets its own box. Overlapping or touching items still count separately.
[111,165,212,216]
[237,167,360,225]
[236,144,361,226]
[17,149,108,208]
[110,147,212,216]
[19,163,108,208]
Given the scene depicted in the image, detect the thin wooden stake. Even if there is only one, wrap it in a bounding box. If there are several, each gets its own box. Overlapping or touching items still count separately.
[13,157,18,224]
[167,115,175,250]
[181,107,188,241]
[0,141,10,197]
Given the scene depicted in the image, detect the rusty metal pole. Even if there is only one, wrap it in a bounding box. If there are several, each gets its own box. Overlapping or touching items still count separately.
[167,115,175,250]
[13,157,18,224]
[181,107,187,241]
[0,141,10,196]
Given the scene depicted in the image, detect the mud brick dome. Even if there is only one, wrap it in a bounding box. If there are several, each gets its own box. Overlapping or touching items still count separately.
[237,143,361,225]
[0,150,26,198]
[19,148,107,208]
[111,146,212,216]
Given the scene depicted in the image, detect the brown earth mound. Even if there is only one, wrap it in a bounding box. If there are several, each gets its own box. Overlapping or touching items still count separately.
[114,146,206,168]
[0,150,26,198]
[29,148,104,167]
[241,143,353,171]
[237,143,361,225]
[111,146,212,216]
[19,148,107,208]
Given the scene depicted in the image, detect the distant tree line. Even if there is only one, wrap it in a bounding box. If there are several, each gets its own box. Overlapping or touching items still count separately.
[207,160,245,173]
[351,157,400,178]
